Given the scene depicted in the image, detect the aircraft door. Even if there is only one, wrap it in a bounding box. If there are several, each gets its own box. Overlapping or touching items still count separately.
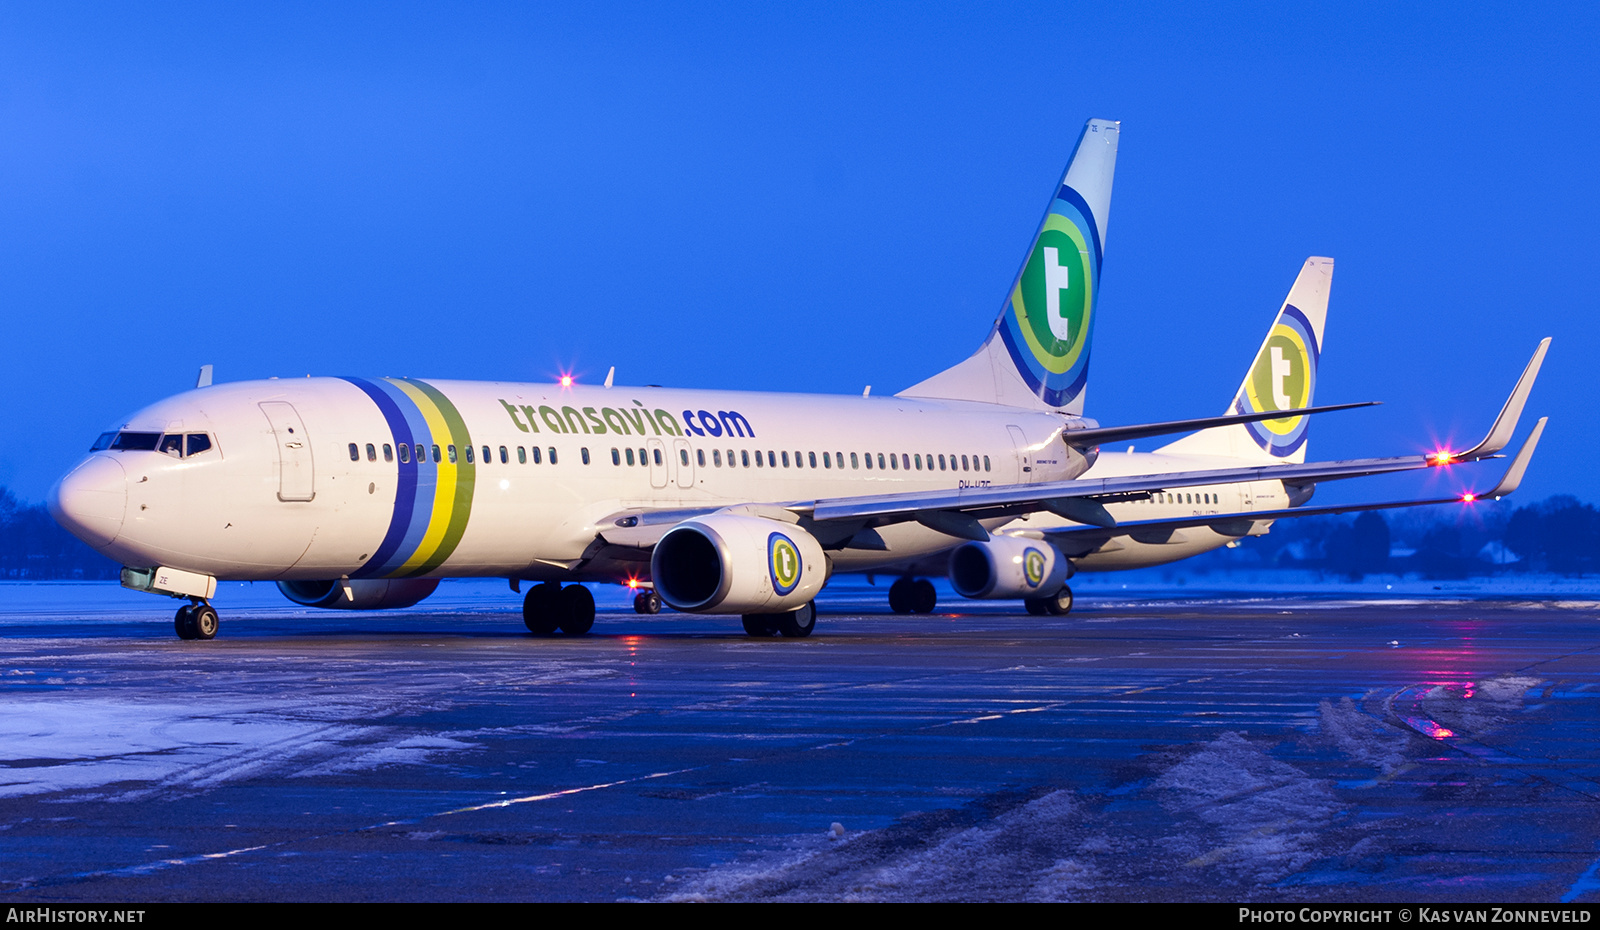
[672,439,695,488]
[647,439,669,489]
[1006,425,1035,484]
[259,402,316,502]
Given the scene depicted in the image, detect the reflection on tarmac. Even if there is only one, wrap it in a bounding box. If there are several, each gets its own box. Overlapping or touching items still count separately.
[1,582,1599,902]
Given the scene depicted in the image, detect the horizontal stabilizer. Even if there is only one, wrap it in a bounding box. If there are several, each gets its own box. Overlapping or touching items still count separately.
[1064,401,1375,449]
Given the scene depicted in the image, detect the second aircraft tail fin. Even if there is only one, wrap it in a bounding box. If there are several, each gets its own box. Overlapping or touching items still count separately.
[1158,257,1333,464]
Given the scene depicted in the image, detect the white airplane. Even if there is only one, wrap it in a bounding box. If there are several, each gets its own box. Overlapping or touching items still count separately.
[880,260,1551,616]
[47,118,1539,641]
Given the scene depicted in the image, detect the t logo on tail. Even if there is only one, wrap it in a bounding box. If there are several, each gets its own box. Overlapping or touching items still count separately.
[1271,346,1294,409]
[1044,246,1074,341]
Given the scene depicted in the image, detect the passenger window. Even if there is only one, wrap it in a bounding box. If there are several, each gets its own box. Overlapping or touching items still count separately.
[549,447,558,464]
[447,445,457,464]
[741,450,750,468]
[399,443,411,464]
[624,448,633,466]
[383,443,393,462]
[914,454,922,470]
[795,450,804,467]
[366,443,377,462]
[431,444,441,463]
[877,453,886,470]
[499,446,508,464]
[517,446,527,464]
[714,450,722,467]
[850,452,859,469]
[865,453,873,470]
[754,450,763,468]
[727,449,736,466]
[767,451,776,467]
[823,452,831,469]
[655,449,664,466]
[983,456,990,472]
[782,451,790,468]
[187,434,212,456]
[938,454,946,471]
[697,449,706,467]
[612,448,621,466]
[416,444,426,463]
[464,445,474,464]
[808,451,817,468]
[347,442,359,462]
[903,454,911,470]
[679,449,688,466]
[961,455,969,471]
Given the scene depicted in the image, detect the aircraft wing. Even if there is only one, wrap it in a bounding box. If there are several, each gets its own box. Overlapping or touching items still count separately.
[1025,417,1546,551]
[600,340,1548,551]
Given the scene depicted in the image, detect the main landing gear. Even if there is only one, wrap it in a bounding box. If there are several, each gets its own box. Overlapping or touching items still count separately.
[174,600,219,640]
[741,600,817,639]
[632,589,662,615]
[888,577,937,614]
[522,582,596,636]
[1024,585,1074,617]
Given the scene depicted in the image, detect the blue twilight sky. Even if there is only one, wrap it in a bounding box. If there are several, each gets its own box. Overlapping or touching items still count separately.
[2,3,1595,507]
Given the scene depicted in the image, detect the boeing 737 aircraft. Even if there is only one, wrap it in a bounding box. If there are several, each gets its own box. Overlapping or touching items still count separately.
[48,118,1544,641]
[879,260,1549,615]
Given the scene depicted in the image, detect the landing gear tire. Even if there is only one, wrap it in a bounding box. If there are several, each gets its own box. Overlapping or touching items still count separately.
[1046,586,1073,616]
[741,615,778,637]
[191,604,219,639]
[776,601,817,638]
[523,583,561,635]
[176,604,218,640]
[558,584,595,635]
[888,578,912,614]
[175,605,197,640]
[909,579,937,614]
[1023,597,1049,616]
[633,590,661,615]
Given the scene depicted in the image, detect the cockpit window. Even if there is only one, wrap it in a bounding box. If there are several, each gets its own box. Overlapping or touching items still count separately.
[159,434,184,457]
[91,432,117,451]
[109,432,162,451]
[187,434,212,456]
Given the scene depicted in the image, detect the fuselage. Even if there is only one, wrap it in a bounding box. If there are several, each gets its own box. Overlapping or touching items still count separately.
[51,376,1088,584]
[1003,449,1299,570]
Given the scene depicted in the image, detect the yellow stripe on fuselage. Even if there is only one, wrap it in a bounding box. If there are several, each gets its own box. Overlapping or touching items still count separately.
[391,378,458,575]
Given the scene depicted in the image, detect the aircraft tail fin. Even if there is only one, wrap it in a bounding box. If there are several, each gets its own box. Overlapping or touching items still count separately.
[1158,257,1333,464]
[899,118,1119,414]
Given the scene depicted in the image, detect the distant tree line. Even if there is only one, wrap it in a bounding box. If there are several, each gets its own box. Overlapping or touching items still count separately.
[1221,495,1600,579]
[0,487,119,580]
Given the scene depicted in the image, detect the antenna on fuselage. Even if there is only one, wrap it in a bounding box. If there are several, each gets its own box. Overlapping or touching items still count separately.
[195,365,213,388]
[604,366,615,388]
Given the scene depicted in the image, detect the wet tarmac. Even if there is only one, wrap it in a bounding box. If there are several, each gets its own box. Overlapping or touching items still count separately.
[3,581,1600,902]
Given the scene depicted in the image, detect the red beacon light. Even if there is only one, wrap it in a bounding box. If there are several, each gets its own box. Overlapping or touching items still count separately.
[559,374,574,388]
[1430,450,1456,466]
[1461,492,1477,502]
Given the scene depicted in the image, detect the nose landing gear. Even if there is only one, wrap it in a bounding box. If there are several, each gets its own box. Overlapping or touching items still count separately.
[174,601,219,640]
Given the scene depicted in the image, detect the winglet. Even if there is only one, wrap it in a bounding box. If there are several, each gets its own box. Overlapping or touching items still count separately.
[1476,417,1547,500]
[1453,338,1550,461]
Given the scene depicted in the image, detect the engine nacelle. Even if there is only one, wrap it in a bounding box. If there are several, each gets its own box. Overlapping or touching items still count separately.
[277,578,441,610]
[949,536,1071,600]
[651,514,825,614]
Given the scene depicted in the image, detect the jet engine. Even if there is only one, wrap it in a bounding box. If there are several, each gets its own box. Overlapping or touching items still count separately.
[651,514,825,613]
[277,578,441,610]
[949,536,1071,599]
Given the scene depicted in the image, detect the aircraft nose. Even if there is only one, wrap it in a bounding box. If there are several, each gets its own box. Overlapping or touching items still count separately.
[48,455,128,549]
